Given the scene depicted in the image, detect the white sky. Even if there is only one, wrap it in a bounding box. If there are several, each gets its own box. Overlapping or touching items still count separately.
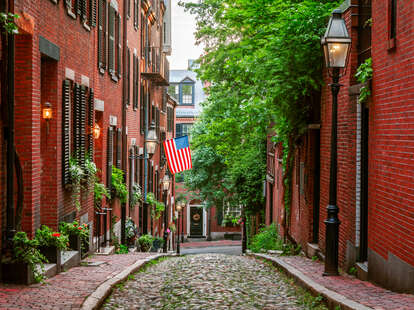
[169,0,204,70]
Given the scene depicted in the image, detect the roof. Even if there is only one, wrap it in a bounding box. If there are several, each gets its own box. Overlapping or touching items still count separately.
[169,70,206,118]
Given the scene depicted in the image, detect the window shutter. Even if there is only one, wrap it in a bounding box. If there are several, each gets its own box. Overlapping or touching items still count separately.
[79,86,87,168]
[81,0,87,22]
[76,0,82,17]
[140,157,144,188]
[88,88,94,159]
[90,0,97,27]
[63,80,71,186]
[107,127,113,190]
[73,83,81,156]
[127,0,131,19]
[133,55,136,109]
[134,145,139,186]
[156,107,160,138]
[108,5,115,74]
[129,148,134,205]
[155,170,158,200]
[98,0,106,70]
[162,87,167,112]
[140,84,144,134]
[116,128,122,169]
[127,49,131,106]
[217,206,223,225]
[134,0,138,30]
[116,12,121,78]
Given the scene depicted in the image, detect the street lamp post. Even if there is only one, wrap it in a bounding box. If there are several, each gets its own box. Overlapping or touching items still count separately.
[321,9,351,276]
[176,202,183,255]
[162,174,170,253]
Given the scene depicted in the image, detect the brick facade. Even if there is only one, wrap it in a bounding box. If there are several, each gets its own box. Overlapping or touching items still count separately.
[1,0,174,250]
[265,0,414,294]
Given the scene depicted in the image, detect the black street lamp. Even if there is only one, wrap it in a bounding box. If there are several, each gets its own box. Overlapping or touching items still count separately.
[162,174,171,253]
[176,201,184,255]
[321,9,351,276]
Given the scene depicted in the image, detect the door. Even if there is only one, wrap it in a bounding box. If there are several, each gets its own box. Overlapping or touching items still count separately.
[190,206,203,236]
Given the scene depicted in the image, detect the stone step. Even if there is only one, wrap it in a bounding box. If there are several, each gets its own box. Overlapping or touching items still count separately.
[36,263,58,279]
[61,250,80,271]
[95,246,115,255]
[356,261,368,281]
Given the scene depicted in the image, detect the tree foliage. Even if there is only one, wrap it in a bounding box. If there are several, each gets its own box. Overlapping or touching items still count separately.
[180,0,340,216]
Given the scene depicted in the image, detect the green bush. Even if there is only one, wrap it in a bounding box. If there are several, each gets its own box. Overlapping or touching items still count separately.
[35,225,69,250]
[249,224,283,253]
[138,234,153,252]
[59,221,90,252]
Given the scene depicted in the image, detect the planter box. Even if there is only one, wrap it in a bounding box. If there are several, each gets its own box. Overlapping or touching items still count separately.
[1,262,35,285]
[39,246,61,264]
[69,234,81,252]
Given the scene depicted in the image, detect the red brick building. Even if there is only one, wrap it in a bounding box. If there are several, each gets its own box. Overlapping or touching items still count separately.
[266,0,414,293]
[0,0,175,251]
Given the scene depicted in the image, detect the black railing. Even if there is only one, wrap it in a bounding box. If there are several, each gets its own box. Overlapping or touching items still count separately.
[142,46,169,86]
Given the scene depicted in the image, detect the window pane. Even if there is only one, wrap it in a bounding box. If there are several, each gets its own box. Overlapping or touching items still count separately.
[168,84,179,100]
[182,84,193,104]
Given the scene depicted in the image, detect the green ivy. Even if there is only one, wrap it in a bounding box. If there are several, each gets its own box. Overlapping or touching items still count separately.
[146,192,165,220]
[111,166,128,203]
[69,157,84,211]
[355,57,373,104]
[0,12,19,34]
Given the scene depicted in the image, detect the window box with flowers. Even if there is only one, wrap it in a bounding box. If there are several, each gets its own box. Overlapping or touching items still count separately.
[35,225,69,265]
[59,221,90,255]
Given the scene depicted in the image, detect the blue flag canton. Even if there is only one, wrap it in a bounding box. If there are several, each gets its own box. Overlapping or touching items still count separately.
[175,136,189,150]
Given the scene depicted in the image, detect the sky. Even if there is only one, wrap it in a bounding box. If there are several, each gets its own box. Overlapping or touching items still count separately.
[169,0,204,70]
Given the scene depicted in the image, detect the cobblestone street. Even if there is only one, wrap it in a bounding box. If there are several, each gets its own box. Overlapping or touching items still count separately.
[102,254,326,310]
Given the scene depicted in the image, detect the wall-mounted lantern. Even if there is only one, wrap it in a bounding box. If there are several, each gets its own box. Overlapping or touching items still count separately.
[43,102,52,134]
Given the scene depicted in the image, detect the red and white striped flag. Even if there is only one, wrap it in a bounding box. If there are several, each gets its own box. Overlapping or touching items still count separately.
[163,136,192,174]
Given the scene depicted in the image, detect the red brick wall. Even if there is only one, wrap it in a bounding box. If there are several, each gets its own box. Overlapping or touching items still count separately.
[370,0,414,266]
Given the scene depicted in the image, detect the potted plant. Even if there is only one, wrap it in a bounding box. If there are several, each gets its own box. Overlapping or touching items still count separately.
[1,231,47,284]
[111,166,128,204]
[129,183,142,209]
[151,236,164,252]
[125,218,138,246]
[59,221,89,254]
[137,234,153,252]
[35,225,68,265]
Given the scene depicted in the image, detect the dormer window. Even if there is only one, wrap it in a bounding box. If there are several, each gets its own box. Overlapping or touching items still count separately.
[181,84,193,105]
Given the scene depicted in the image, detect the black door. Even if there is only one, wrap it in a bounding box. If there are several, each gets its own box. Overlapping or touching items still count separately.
[360,104,369,261]
[269,183,273,224]
[190,207,203,236]
[312,130,320,243]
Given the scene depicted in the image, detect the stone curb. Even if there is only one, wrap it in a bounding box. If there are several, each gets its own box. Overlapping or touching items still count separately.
[249,253,374,310]
[81,253,171,310]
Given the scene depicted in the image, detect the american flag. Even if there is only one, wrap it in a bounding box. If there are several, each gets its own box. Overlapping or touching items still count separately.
[163,136,193,174]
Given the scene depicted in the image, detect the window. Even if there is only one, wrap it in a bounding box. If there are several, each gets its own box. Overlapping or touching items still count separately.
[168,84,179,101]
[390,0,397,40]
[176,123,192,139]
[181,84,193,105]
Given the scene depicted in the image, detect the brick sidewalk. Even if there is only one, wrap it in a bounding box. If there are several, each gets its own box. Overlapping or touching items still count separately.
[254,253,414,310]
[0,252,156,310]
[181,240,241,248]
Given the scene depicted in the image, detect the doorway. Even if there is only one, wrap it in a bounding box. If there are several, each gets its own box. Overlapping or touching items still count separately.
[190,206,203,237]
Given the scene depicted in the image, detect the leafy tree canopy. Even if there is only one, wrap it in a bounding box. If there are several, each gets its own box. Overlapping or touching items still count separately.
[180,0,340,214]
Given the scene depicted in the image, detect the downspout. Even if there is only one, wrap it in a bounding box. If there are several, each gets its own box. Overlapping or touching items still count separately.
[4,0,16,248]
[120,0,128,245]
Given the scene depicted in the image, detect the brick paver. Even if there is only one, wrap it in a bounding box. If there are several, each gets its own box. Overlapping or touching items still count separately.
[181,240,241,248]
[262,254,414,310]
[0,252,155,309]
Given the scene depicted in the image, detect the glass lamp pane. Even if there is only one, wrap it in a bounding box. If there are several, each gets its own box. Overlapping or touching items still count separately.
[146,141,157,155]
[327,43,350,68]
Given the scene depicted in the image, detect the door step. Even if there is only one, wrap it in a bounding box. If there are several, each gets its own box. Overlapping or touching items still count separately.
[306,243,321,258]
[95,246,115,255]
[61,250,80,271]
[356,261,368,281]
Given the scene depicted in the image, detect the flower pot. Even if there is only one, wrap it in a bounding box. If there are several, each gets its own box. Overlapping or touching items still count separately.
[1,262,35,285]
[69,234,81,252]
[39,245,61,264]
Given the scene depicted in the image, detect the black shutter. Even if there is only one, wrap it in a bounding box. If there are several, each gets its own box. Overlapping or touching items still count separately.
[129,148,134,205]
[108,5,115,73]
[98,0,106,70]
[155,170,158,200]
[76,0,81,16]
[176,123,182,137]
[73,83,81,157]
[217,206,223,225]
[63,80,71,186]
[79,86,87,167]
[134,146,139,186]
[88,88,94,159]
[81,0,87,22]
[133,55,137,109]
[116,128,122,169]
[156,107,160,139]
[140,84,144,134]
[127,49,131,106]
[107,127,113,190]
[134,0,138,30]
[127,0,131,19]
[162,87,167,112]
[116,12,121,78]
[90,0,97,27]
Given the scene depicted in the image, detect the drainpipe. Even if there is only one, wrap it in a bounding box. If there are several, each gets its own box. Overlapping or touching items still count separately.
[5,0,16,247]
[120,0,128,245]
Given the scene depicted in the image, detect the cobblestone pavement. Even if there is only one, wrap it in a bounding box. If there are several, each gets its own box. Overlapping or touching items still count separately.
[0,252,154,309]
[103,254,327,310]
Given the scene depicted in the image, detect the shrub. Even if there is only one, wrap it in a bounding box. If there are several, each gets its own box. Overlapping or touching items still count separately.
[249,224,283,253]
[59,221,90,251]
[138,234,153,252]
[35,225,69,250]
